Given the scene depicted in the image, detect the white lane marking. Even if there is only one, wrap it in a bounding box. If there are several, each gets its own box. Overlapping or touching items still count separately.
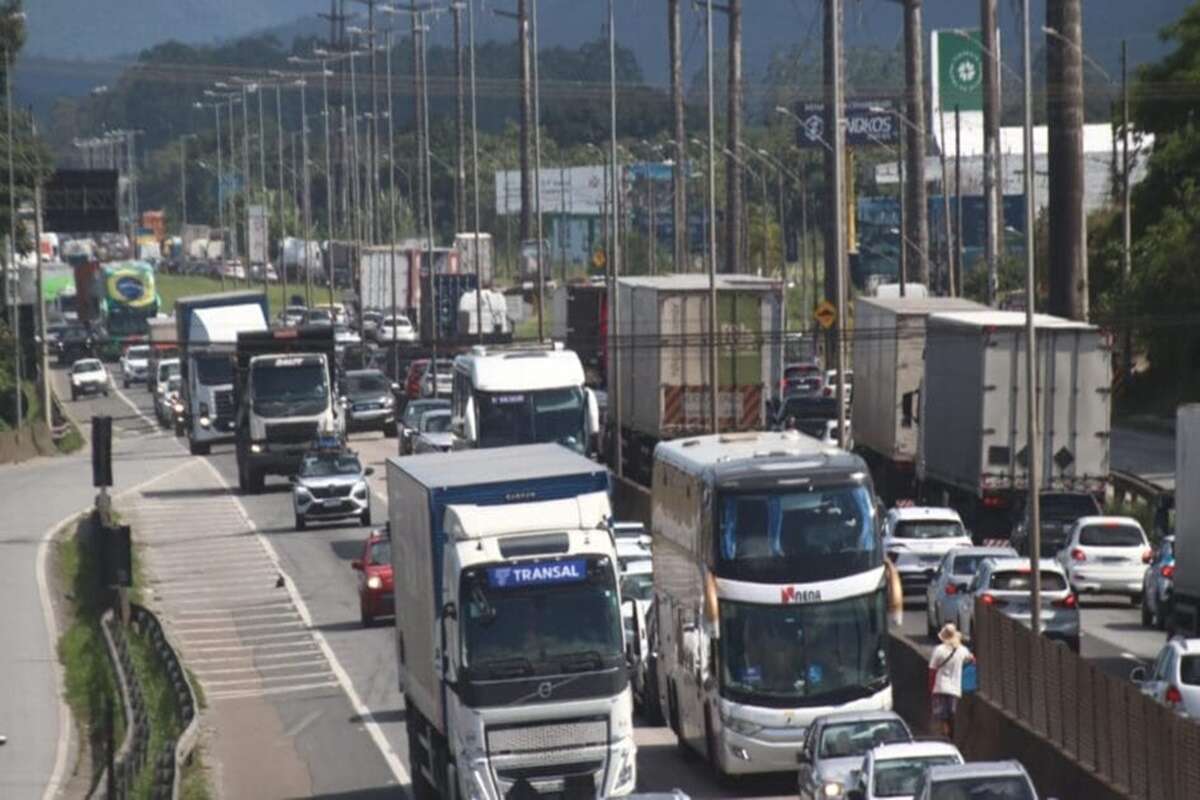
[188,646,322,665]
[195,659,330,677]
[173,604,296,619]
[175,621,305,635]
[202,670,336,688]
[172,601,296,615]
[198,456,410,786]
[174,613,301,629]
[208,680,341,701]
[181,630,314,646]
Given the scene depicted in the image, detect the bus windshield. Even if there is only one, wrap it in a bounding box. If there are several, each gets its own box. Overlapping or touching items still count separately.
[718,587,888,707]
[475,387,587,452]
[716,484,880,582]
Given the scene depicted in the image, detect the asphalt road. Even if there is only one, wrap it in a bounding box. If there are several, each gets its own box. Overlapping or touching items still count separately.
[26,377,1171,800]
[1111,424,1175,489]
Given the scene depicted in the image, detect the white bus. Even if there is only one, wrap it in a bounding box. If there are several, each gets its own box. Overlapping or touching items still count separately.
[450,343,600,454]
[648,431,890,776]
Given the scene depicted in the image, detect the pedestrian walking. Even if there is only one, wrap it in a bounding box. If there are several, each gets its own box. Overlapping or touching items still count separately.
[928,623,973,739]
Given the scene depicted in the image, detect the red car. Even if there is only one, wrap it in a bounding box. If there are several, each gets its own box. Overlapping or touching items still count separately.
[404,358,429,400]
[352,529,394,626]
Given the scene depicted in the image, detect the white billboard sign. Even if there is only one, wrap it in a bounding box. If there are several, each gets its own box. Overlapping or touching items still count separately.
[246,204,269,264]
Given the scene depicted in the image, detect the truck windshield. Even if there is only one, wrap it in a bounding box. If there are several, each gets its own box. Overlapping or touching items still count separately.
[251,363,328,417]
[475,387,587,452]
[718,587,888,707]
[195,355,233,386]
[460,558,622,678]
[716,484,880,582]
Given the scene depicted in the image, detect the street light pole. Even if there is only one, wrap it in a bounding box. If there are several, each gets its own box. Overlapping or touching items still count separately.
[7,48,21,428]
[704,0,719,434]
[467,0,484,342]
[608,0,623,476]
[1021,0,1042,636]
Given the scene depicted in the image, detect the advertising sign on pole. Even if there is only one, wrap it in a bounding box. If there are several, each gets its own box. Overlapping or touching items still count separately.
[247,204,268,264]
[933,29,985,114]
[794,101,899,149]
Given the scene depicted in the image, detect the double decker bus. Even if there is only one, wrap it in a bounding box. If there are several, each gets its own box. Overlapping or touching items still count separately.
[649,431,890,776]
[96,260,160,358]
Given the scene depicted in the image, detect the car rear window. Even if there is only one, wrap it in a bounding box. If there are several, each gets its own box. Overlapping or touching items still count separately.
[951,554,993,576]
[989,570,1068,592]
[931,777,1034,800]
[1079,524,1145,547]
[895,520,965,540]
[1041,493,1100,519]
[818,719,910,758]
[1180,656,1200,687]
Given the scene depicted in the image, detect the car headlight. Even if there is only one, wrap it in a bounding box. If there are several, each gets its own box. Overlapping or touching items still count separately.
[367,575,383,590]
[383,396,394,407]
[353,481,368,498]
[173,402,184,413]
[822,782,845,798]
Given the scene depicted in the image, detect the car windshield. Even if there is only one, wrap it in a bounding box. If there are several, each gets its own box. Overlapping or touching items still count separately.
[369,539,391,565]
[251,363,328,417]
[158,361,180,378]
[195,355,234,386]
[1041,493,1099,520]
[719,588,888,706]
[1079,524,1144,547]
[299,454,362,478]
[620,573,653,602]
[475,387,587,453]
[873,756,962,797]
[817,718,910,759]
[459,558,622,679]
[73,360,102,373]
[345,373,390,395]
[894,520,965,540]
[989,570,1068,592]
[716,485,880,582]
[930,777,1034,800]
[307,310,331,323]
[126,346,150,359]
[422,412,452,433]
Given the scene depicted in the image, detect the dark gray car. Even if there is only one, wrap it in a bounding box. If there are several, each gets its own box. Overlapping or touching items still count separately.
[398,398,451,455]
[341,369,398,436]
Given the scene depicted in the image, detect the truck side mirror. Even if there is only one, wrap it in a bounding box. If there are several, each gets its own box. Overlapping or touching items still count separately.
[364,467,375,476]
[463,399,478,443]
[351,559,363,571]
[441,601,458,621]
[585,388,600,437]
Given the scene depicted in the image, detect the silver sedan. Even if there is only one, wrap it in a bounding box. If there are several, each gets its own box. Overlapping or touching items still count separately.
[924,546,1016,639]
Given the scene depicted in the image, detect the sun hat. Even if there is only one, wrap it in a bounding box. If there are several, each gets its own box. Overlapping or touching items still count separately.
[938,623,962,646]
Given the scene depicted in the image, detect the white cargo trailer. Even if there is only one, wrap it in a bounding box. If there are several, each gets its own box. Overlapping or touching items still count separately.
[917,311,1110,533]
[615,275,784,485]
[852,296,985,501]
[1170,405,1199,636]
[358,245,418,314]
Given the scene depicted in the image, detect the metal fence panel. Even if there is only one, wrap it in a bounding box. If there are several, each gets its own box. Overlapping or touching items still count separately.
[1093,665,1111,776]
[1076,658,1096,768]
[1058,642,1077,754]
[1043,638,1061,744]
[1172,712,1200,800]
[1107,676,1130,792]
[1126,682,1148,800]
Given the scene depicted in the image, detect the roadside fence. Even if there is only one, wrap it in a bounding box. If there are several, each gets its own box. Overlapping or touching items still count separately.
[974,601,1200,800]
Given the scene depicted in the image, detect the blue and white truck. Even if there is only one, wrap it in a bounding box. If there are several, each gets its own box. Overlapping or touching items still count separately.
[387,444,637,800]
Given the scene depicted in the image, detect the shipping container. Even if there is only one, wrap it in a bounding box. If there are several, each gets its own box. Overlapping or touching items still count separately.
[453,232,493,287]
[419,272,477,343]
[551,281,607,374]
[918,311,1110,529]
[359,245,418,313]
[615,275,784,484]
[852,295,985,501]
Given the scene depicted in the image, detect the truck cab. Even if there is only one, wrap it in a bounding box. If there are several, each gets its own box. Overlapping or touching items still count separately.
[235,327,341,492]
[449,344,600,455]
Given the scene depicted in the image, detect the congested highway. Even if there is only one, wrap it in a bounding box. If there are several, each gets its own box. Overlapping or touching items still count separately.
[33,353,1172,800]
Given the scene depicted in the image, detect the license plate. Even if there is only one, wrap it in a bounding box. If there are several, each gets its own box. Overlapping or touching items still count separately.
[922,555,941,564]
[1101,556,1128,564]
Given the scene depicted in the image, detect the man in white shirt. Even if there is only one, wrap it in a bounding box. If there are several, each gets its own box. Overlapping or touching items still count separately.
[928,623,973,738]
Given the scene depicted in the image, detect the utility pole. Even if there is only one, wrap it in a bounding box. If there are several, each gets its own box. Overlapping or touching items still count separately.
[452,2,467,233]
[982,0,1001,304]
[531,0,545,340]
[955,104,963,295]
[31,122,49,429]
[822,0,840,305]
[669,0,687,272]
[180,136,188,240]
[411,13,426,237]
[517,0,533,242]
[608,0,624,474]
[1121,39,1132,379]
[897,114,907,295]
[7,50,21,428]
[1046,0,1087,321]
[705,0,719,434]
[468,0,484,339]
[902,0,929,286]
[827,0,849,449]
[725,0,743,274]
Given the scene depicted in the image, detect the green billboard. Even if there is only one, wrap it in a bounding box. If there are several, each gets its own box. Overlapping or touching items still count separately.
[937,29,984,113]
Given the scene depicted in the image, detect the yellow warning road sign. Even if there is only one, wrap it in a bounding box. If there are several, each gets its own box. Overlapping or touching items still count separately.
[815,300,836,329]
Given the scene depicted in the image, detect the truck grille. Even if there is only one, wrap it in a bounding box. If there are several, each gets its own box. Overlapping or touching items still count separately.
[265,421,318,444]
[495,760,604,782]
[486,717,609,756]
[309,484,353,498]
[214,389,235,421]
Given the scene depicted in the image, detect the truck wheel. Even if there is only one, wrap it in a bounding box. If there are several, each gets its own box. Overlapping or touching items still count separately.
[247,467,264,494]
[642,658,665,726]
[705,707,733,786]
[295,513,306,532]
[360,600,373,627]
[71,388,77,401]
[384,422,398,438]
[359,506,371,526]
[1130,592,1142,608]
[189,439,210,456]
[1141,596,1153,628]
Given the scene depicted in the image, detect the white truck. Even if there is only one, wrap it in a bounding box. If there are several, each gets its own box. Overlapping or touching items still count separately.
[851,296,984,503]
[1170,405,1199,637]
[388,444,637,799]
[917,311,1110,537]
[449,344,600,455]
[358,245,418,315]
[174,292,269,455]
[233,326,341,492]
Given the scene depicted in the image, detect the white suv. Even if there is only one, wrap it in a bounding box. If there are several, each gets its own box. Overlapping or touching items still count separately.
[958,557,1080,653]
[1132,637,1200,719]
[120,344,151,387]
[1055,515,1150,603]
[70,358,110,400]
[883,507,972,595]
